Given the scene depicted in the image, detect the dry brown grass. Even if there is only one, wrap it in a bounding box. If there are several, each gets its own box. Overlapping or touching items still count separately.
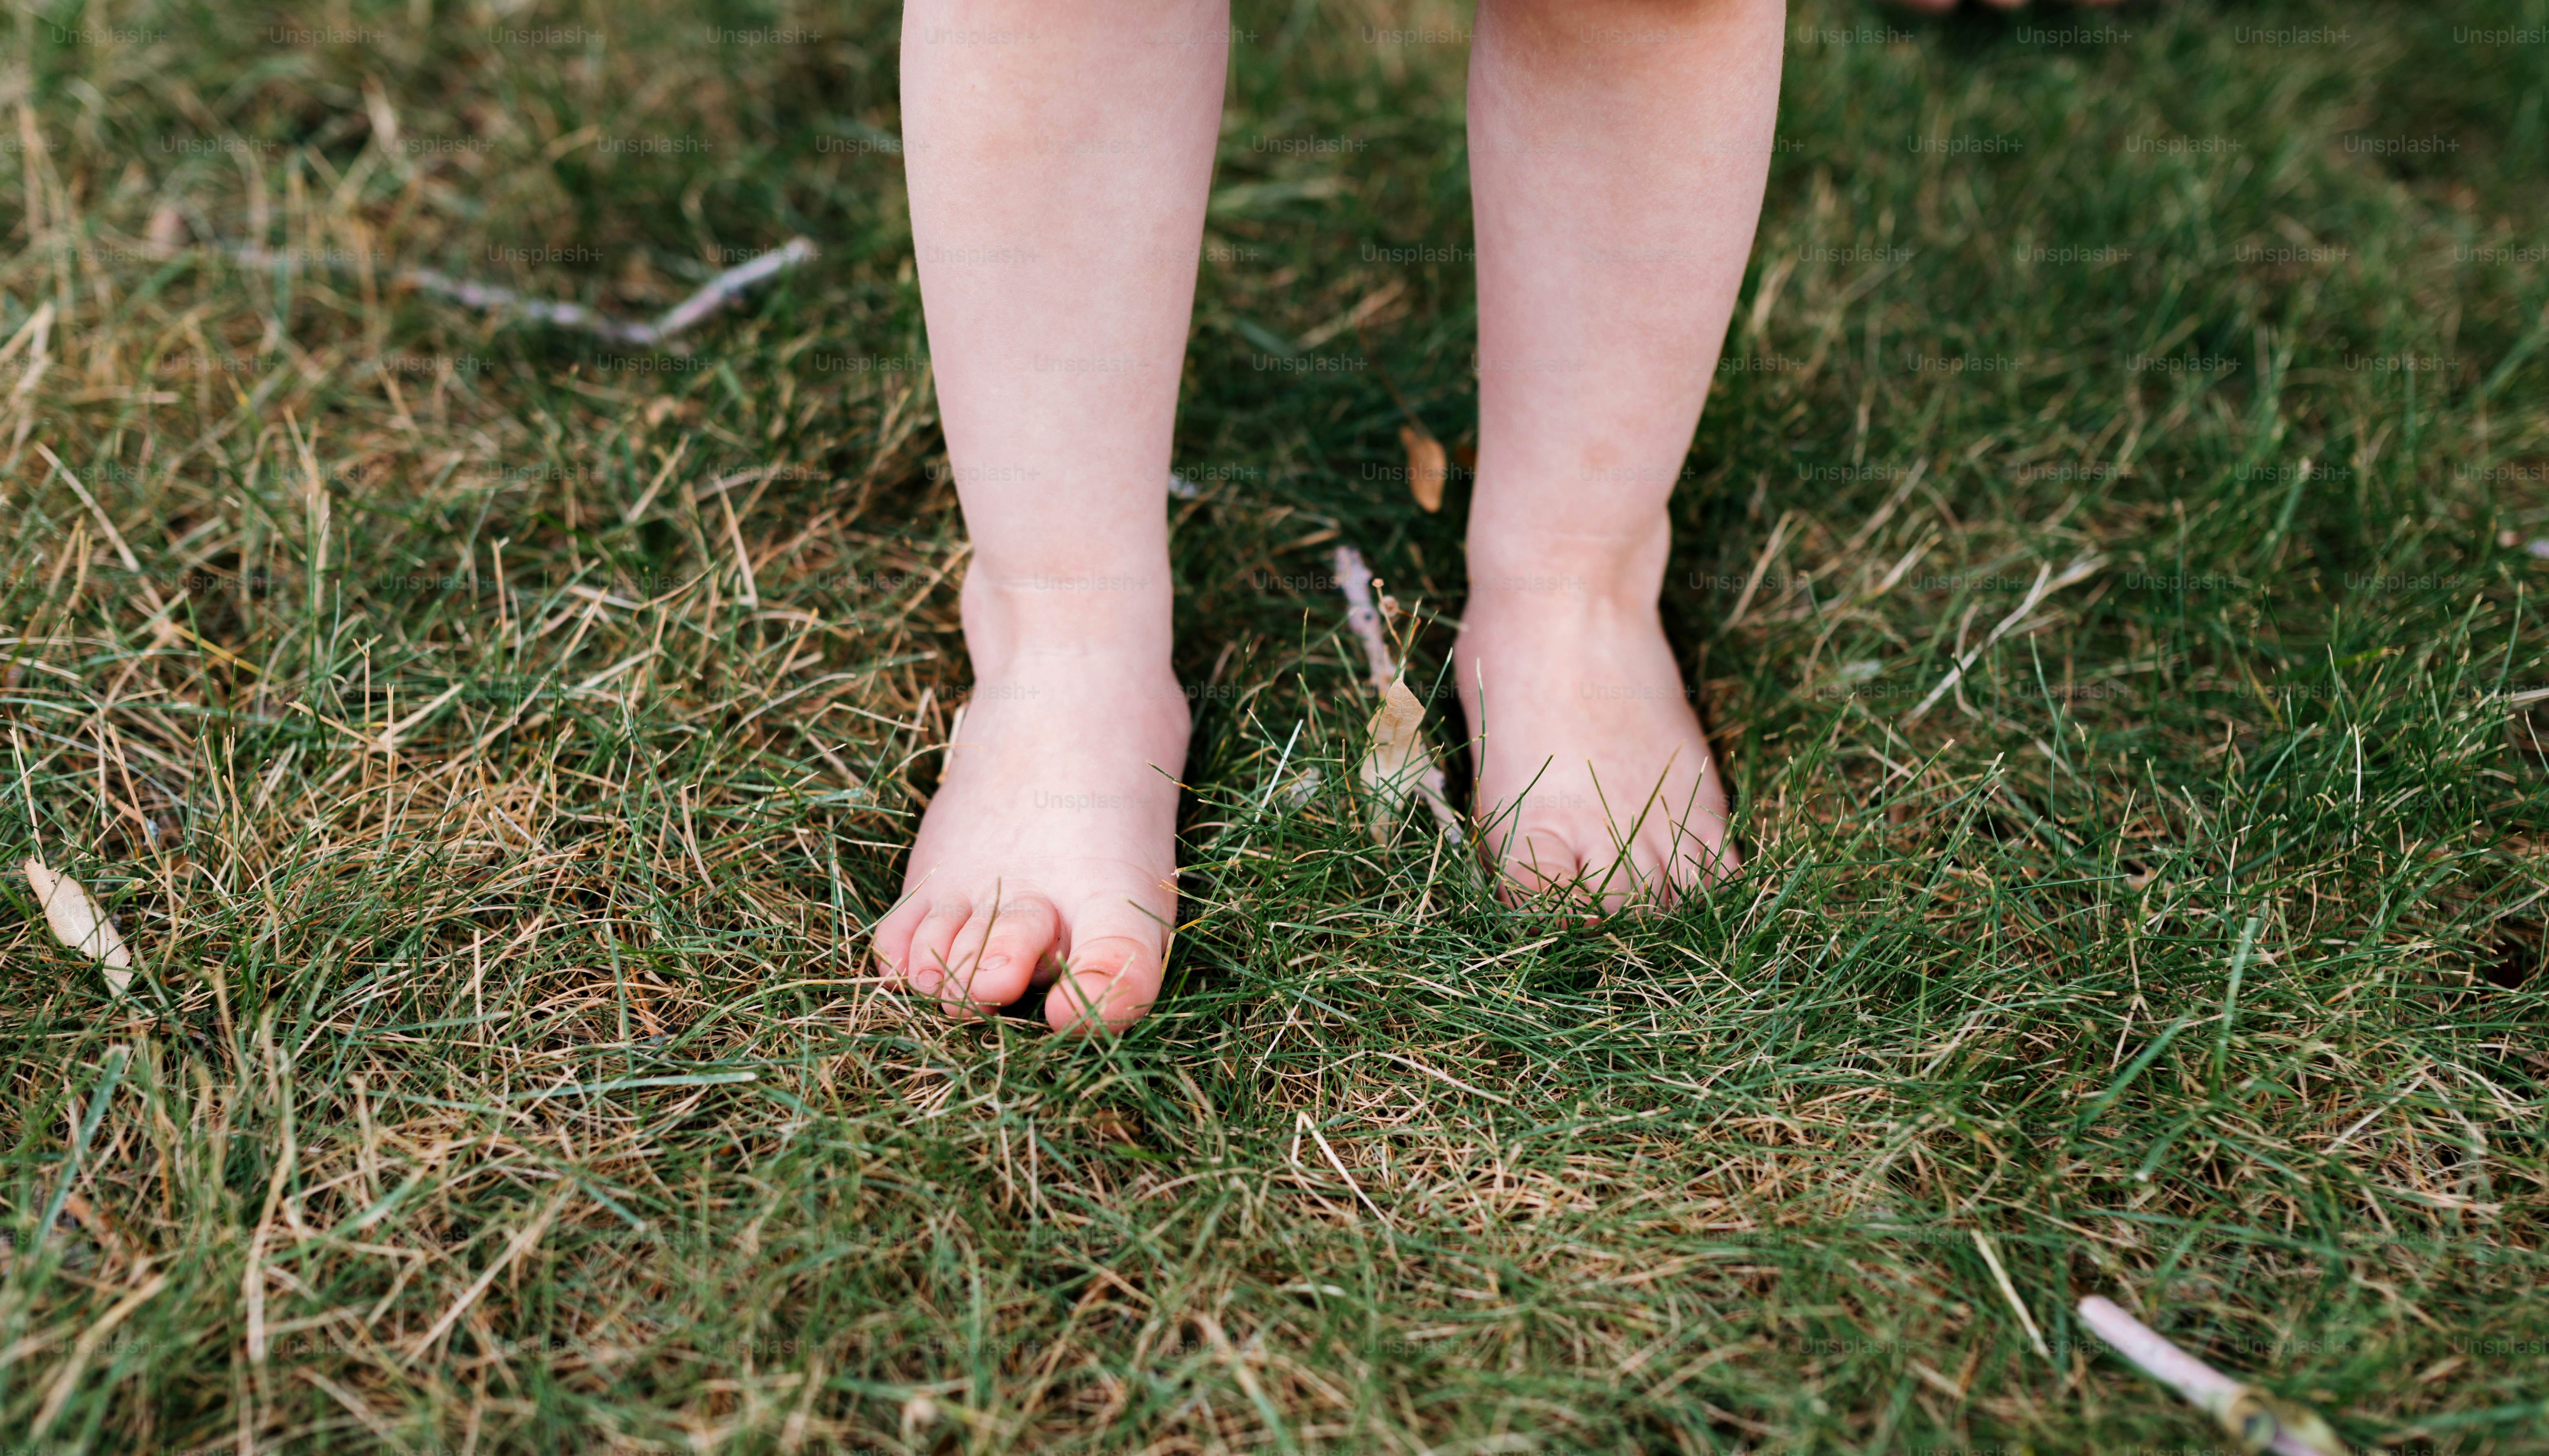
[3,0,2547,1450]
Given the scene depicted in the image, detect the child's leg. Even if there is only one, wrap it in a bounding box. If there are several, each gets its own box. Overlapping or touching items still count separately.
[1457,0,1784,907]
[876,0,1227,1031]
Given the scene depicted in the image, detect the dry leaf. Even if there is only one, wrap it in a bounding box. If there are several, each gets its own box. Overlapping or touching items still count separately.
[22,859,133,996]
[1400,425,1447,513]
[1358,677,1438,841]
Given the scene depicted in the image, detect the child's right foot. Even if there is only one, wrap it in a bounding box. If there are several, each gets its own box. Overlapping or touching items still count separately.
[873,576,1187,1034]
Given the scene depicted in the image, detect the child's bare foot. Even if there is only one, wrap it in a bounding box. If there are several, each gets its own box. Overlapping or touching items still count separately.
[1456,571,1734,912]
[1449,0,1774,910]
[873,576,1187,1034]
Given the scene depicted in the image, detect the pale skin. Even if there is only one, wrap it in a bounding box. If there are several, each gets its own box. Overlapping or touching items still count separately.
[1888,0,2122,12]
[876,0,1785,1032]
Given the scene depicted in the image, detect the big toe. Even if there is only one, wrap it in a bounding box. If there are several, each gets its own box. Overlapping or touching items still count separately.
[1042,913,1168,1036]
[1503,817,1727,917]
[1491,825,1598,911]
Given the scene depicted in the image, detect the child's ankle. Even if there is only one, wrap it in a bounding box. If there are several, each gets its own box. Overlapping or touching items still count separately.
[1465,544,1667,620]
[960,557,1176,666]
[1465,512,1671,612]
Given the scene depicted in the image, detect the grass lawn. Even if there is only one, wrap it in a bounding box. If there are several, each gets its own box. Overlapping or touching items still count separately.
[5,0,2549,1449]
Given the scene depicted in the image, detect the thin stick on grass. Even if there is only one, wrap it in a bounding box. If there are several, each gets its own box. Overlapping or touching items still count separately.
[2077,1296,2343,1456]
[1332,544,1403,693]
[229,238,818,349]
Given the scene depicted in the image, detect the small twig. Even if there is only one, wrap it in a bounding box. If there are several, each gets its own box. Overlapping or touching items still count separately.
[229,237,818,349]
[2078,1296,2343,1456]
[1332,545,1400,691]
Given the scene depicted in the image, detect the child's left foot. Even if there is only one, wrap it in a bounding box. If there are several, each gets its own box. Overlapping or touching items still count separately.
[1455,576,1735,910]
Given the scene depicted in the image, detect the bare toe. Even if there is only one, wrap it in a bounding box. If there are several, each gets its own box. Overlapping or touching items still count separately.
[1493,825,1587,907]
[1042,911,1166,1035]
[942,891,1061,1011]
[896,896,973,998]
[872,895,929,985]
